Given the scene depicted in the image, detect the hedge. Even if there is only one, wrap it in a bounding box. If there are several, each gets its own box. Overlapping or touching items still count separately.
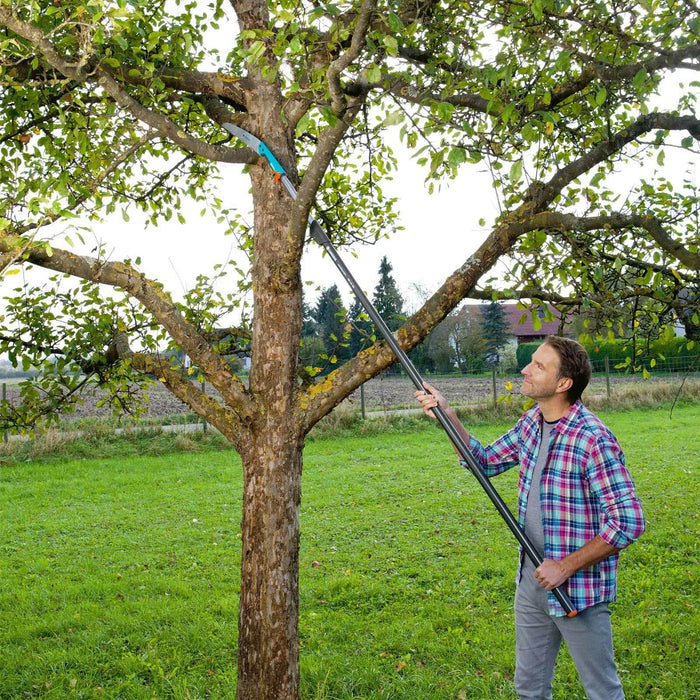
[516,337,698,373]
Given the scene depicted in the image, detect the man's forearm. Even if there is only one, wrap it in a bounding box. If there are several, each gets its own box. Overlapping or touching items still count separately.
[535,535,620,591]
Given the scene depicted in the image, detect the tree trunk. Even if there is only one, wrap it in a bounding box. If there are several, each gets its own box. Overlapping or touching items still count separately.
[235,130,306,699]
[237,435,304,699]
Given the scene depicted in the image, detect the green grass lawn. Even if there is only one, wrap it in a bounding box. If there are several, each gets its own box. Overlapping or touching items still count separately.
[1,404,698,699]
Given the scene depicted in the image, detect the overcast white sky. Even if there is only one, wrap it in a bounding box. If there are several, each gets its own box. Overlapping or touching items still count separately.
[79,144,500,314]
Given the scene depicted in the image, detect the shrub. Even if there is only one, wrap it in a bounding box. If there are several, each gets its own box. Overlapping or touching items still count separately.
[516,337,698,373]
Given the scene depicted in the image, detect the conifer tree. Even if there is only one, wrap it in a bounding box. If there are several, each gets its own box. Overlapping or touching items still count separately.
[480,301,511,366]
[313,284,350,368]
[372,257,405,332]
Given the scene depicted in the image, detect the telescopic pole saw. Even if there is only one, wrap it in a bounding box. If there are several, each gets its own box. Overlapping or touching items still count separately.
[223,123,578,617]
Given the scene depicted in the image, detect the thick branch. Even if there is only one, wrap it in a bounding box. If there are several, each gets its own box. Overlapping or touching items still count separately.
[108,64,252,111]
[545,113,700,208]
[0,8,254,163]
[0,7,91,82]
[0,233,255,420]
[531,43,700,113]
[529,211,700,270]
[129,352,247,447]
[381,43,700,118]
[327,0,376,115]
[93,69,254,162]
[286,96,369,256]
[469,286,674,306]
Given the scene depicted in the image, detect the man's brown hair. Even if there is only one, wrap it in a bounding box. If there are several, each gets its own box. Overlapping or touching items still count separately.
[544,335,592,404]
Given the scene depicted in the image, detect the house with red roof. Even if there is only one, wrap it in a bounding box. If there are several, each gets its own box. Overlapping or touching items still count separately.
[460,302,571,345]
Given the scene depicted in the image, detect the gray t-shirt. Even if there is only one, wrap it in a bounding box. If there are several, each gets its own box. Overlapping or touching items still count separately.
[520,419,558,590]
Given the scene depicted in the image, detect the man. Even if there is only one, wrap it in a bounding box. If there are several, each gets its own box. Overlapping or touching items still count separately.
[415,335,645,700]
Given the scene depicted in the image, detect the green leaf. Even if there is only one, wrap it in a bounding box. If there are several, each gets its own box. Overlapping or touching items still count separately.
[383,35,399,56]
[509,160,523,184]
[381,111,404,127]
[632,68,648,91]
[295,111,311,137]
[387,12,404,32]
[447,147,466,168]
[365,64,382,83]
[436,102,454,122]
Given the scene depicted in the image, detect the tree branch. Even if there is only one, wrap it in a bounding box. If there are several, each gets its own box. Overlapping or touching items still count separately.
[528,211,700,270]
[93,69,253,162]
[0,7,254,163]
[107,64,252,112]
[380,43,700,119]
[543,113,700,208]
[128,351,247,447]
[13,130,157,235]
[0,233,255,421]
[327,0,376,115]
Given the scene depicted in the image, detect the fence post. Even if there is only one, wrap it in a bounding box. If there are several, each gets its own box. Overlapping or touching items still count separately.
[605,357,611,399]
[492,369,497,408]
[360,383,366,420]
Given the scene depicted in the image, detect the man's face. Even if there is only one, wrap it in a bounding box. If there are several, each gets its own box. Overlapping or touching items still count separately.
[520,343,566,400]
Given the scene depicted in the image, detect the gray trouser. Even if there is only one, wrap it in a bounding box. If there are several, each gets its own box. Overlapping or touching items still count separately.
[514,565,625,700]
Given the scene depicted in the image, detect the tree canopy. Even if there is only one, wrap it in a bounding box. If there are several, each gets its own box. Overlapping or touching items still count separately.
[1,1,699,697]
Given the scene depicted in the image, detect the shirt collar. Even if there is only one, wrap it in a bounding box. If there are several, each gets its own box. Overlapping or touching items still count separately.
[534,399,583,433]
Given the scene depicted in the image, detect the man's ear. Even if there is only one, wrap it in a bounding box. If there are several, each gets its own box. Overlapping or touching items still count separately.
[556,376,573,395]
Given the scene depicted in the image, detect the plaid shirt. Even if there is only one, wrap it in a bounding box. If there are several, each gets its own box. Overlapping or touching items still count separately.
[466,400,645,616]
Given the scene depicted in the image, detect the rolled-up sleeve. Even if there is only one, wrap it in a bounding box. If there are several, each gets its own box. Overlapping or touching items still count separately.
[587,435,646,549]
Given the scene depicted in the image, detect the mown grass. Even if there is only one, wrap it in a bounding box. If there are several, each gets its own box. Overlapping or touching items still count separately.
[0,403,698,699]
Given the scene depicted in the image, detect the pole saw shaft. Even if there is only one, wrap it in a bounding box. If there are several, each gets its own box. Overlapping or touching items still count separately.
[223,123,577,617]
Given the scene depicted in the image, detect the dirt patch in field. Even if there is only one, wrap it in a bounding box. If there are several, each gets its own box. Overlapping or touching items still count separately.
[344,373,654,412]
[0,372,688,421]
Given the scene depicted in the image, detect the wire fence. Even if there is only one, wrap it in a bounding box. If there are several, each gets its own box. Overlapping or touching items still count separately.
[588,354,699,375]
[354,354,700,416]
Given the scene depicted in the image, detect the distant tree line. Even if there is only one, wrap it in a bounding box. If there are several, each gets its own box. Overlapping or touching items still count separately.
[300,257,514,378]
[302,258,698,380]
